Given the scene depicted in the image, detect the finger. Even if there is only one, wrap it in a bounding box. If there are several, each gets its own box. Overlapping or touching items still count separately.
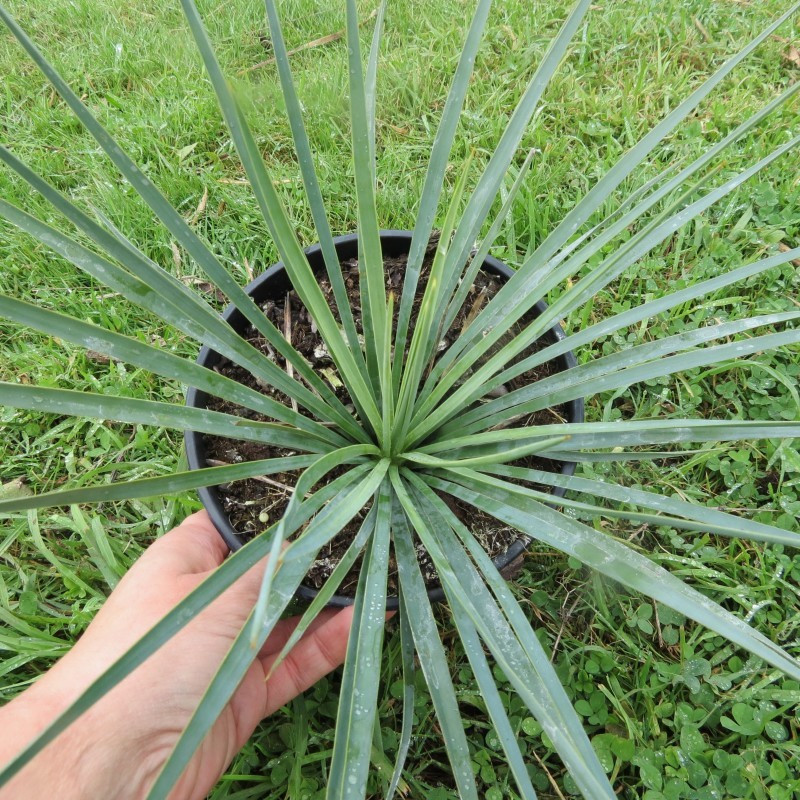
[257,607,343,658]
[138,510,229,577]
[260,608,395,660]
[260,606,355,716]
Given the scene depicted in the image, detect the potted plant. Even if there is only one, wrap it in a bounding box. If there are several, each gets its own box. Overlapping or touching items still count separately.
[1,0,799,797]
[183,228,585,607]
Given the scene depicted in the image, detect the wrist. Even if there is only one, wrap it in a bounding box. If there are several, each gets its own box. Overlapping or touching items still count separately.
[0,679,169,800]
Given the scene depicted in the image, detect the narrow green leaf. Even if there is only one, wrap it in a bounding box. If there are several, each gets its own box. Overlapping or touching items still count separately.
[88,204,151,259]
[392,154,474,448]
[412,462,771,542]
[397,474,613,799]
[285,463,390,572]
[432,471,800,681]
[0,294,348,447]
[0,145,212,316]
[180,0,383,437]
[438,148,537,343]
[483,244,800,397]
[386,591,414,800]
[381,292,395,450]
[409,134,800,444]
[447,607,539,800]
[460,81,800,399]
[0,468,365,789]
[416,158,684,407]
[365,0,387,177]
[393,0,494,385]
[0,381,328,452]
[0,455,316,515]
[0,9,365,440]
[484,464,800,548]
[389,481,478,800]
[0,197,359,439]
[411,0,591,375]
[452,314,800,434]
[401,436,568,469]
[544,449,708,462]
[463,83,800,397]
[344,0,388,402]
[264,0,366,369]
[147,464,388,798]
[435,2,800,374]
[251,447,379,644]
[519,326,800,419]
[425,419,800,458]
[267,507,378,677]
[327,480,391,799]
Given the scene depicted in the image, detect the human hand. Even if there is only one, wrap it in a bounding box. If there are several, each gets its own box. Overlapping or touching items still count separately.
[0,510,355,799]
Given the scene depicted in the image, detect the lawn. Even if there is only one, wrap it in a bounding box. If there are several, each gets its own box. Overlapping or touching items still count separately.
[1,0,799,797]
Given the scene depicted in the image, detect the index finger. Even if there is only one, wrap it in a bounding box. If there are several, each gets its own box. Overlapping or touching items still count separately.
[138,510,230,577]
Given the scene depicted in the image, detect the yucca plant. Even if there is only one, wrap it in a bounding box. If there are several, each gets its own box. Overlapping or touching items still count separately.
[1,0,799,797]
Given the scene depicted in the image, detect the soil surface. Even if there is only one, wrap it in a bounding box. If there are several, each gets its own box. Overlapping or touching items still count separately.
[201,236,570,597]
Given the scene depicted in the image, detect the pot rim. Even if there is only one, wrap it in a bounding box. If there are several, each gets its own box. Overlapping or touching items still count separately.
[185,229,585,609]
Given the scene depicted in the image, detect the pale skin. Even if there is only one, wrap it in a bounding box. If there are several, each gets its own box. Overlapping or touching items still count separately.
[0,510,356,799]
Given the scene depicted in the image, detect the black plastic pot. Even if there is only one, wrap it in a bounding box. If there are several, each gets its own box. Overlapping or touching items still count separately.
[185,230,584,609]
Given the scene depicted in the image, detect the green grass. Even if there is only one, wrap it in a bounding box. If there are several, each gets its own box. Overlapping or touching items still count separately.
[1,0,799,796]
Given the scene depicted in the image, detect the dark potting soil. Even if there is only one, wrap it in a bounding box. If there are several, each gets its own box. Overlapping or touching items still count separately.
[201,236,568,596]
